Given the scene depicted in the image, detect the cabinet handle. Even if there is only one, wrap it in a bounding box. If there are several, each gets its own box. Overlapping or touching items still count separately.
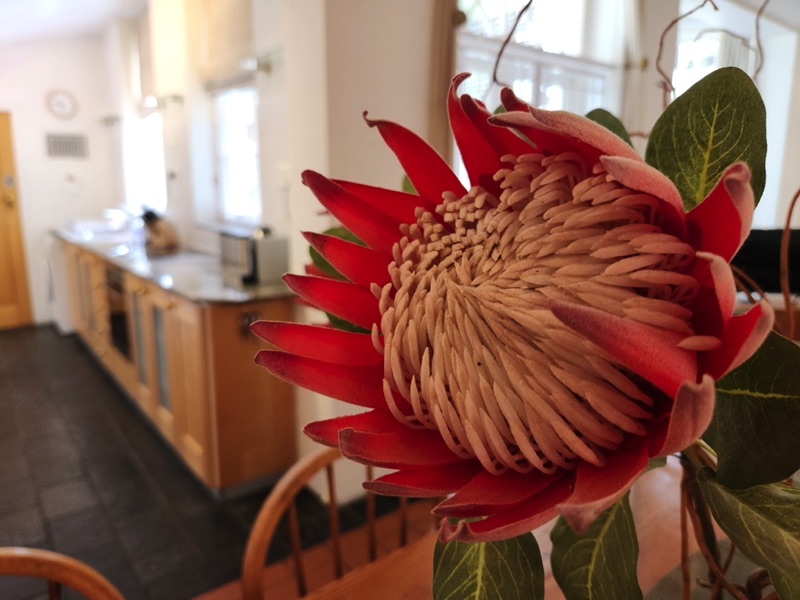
[239,312,261,337]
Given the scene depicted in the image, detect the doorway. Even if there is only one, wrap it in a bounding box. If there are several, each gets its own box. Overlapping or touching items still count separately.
[0,112,32,330]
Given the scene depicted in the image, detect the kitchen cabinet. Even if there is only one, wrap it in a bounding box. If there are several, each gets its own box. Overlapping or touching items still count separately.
[59,238,296,496]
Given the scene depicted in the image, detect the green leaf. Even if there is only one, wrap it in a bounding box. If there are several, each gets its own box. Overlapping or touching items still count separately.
[550,494,642,600]
[402,175,416,195]
[433,534,544,600]
[645,67,767,210]
[704,331,800,488]
[585,108,633,147]
[697,469,800,599]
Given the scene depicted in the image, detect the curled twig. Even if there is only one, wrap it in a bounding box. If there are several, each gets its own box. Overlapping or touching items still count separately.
[780,187,799,339]
[754,0,772,80]
[656,0,719,108]
[684,494,748,600]
[491,0,534,89]
[746,569,773,599]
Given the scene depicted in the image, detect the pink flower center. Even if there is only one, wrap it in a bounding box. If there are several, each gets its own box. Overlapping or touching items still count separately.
[376,152,712,475]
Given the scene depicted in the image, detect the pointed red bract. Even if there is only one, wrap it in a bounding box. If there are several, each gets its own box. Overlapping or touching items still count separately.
[439,479,572,543]
[700,301,774,379]
[686,162,754,261]
[304,410,402,446]
[364,114,466,207]
[339,428,463,469]
[255,351,384,409]
[303,232,391,287]
[302,171,400,255]
[333,179,422,224]
[549,300,696,397]
[657,375,715,456]
[365,461,483,497]
[283,274,380,331]
[433,469,559,518]
[251,321,382,366]
[557,436,649,532]
[448,73,506,195]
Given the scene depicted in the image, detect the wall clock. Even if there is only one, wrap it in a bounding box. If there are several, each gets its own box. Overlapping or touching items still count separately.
[45,89,78,120]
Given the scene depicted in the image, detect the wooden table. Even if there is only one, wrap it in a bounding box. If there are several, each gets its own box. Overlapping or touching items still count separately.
[304,531,436,599]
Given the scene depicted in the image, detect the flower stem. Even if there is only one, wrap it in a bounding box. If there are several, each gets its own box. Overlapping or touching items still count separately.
[680,449,754,600]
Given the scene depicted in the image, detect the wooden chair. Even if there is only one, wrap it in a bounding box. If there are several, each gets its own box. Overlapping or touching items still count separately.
[239,446,436,600]
[0,546,124,600]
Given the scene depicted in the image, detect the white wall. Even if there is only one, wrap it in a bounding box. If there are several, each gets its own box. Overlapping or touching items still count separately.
[0,35,117,324]
[280,0,435,473]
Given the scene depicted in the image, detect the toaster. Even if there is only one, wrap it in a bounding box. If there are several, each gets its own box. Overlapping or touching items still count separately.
[220,227,288,285]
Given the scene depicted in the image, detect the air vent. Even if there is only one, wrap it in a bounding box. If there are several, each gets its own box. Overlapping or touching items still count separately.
[46,134,88,159]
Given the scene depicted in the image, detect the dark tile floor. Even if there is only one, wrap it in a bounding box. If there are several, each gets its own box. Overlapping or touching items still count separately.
[0,326,390,600]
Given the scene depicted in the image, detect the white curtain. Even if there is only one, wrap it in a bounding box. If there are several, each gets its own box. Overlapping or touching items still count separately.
[427,0,462,161]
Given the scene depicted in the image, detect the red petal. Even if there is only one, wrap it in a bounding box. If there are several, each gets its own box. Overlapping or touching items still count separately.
[302,170,400,254]
[549,300,696,398]
[303,232,391,287]
[699,300,774,379]
[255,350,384,408]
[491,108,641,165]
[686,162,754,261]
[365,461,483,497]
[526,107,641,161]
[433,469,561,518]
[461,94,533,158]
[304,263,328,277]
[304,410,402,446]
[657,375,715,456]
[448,73,505,195]
[686,252,735,343]
[251,321,382,366]
[439,478,572,543]
[339,427,461,469]
[283,274,380,330]
[557,435,649,533]
[601,156,686,239]
[500,87,532,113]
[364,114,466,207]
[333,179,422,224]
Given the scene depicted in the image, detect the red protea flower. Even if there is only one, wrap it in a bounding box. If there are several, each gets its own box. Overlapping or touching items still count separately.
[253,74,774,543]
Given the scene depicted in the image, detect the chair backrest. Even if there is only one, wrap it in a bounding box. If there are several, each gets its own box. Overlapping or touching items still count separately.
[0,547,124,600]
[240,446,419,600]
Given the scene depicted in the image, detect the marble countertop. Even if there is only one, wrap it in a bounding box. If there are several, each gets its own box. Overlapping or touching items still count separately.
[53,229,293,305]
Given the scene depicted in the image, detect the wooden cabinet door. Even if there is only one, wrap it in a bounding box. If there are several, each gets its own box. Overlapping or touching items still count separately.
[148,285,177,444]
[146,286,213,483]
[167,298,213,484]
[71,250,110,357]
[125,274,155,417]
[62,244,86,334]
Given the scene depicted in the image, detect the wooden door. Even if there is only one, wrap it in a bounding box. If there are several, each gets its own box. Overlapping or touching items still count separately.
[0,113,32,329]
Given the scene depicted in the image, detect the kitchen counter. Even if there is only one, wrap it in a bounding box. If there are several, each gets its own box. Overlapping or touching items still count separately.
[53,228,292,304]
[54,228,298,494]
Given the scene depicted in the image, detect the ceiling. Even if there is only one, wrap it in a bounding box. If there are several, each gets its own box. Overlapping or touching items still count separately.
[735,0,800,30]
[0,0,145,46]
[0,0,796,48]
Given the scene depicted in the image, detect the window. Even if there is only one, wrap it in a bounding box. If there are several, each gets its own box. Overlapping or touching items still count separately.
[455,0,623,115]
[212,86,262,223]
[125,111,168,215]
